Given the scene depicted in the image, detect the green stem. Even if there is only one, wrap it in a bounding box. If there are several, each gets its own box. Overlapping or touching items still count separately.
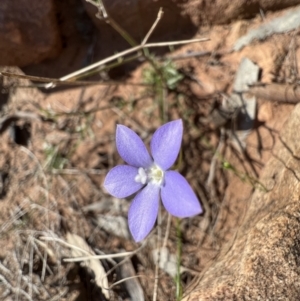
[175,218,182,301]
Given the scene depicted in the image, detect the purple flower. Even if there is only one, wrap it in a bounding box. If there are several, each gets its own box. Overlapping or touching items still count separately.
[104,119,202,242]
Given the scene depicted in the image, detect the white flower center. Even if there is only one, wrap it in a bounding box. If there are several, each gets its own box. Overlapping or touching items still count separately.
[135,164,165,186]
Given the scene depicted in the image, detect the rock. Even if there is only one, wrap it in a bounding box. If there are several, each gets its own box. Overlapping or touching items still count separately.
[82,0,300,44]
[193,0,300,25]
[257,101,273,123]
[0,0,61,67]
[233,5,300,51]
[82,0,196,43]
[183,104,300,300]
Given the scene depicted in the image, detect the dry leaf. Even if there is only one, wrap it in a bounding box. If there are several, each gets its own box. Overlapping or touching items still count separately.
[66,232,109,299]
[119,257,144,301]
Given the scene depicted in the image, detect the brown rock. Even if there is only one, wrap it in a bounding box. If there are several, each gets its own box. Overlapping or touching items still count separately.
[183,104,300,300]
[257,101,273,122]
[82,0,196,43]
[0,0,61,66]
[83,0,300,44]
[188,0,300,25]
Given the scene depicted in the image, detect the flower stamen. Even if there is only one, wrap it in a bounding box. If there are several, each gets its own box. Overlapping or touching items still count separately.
[135,167,147,184]
[148,164,164,186]
[134,164,165,186]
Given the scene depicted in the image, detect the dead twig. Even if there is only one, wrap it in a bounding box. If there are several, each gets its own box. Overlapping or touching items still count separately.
[44,38,207,87]
[248,83,300,103]
[142,8,164,45]
[153,204,162,301]
[86,0,138,47]
[49,168,107,175]
[0,71,150,87]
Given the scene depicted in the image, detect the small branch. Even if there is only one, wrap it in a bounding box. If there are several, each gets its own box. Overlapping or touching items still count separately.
[39,4,208,90]
[142,8,164,45]
[147,38,208,47]
[0,71,149,87]
[41,234,135,263]
[86,0,107,17]
[248,83,300,103]
[50,168,106,175]
[44,38,208,87]
[162,213,171,249]
[86,0,137,47]
[162,50,212,61]
[40,236,91,255]
[152,204,162,301]
[63,251,134,262]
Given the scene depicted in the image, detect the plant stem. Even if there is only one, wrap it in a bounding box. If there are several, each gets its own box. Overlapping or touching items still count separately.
[175,218,183,301]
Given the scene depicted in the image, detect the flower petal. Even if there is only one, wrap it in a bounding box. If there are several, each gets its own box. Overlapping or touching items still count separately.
[116,125,152,168]
[150,119,183,170]
[128,183,160,242]
[104,165,143,198]
[161,171,202,217]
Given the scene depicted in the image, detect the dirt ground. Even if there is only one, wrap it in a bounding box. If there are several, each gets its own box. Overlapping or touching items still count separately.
[0,2,300,301]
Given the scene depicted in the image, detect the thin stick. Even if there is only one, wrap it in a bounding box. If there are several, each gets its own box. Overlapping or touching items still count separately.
[44,38,208,87]
[63,251,134,262]
[248,83,300,103]
[94,240,148,279]
[175,218,183,300]
[40,236,91,255]
[28,239,34,298]
[162,87,168,123]
[32,239,52,280]
[86,0,107,17]
[152,204,162,301]
[0,71,149,87]
[142,8,164,45]
[162,213,172,249]
[50,168,107,175]
[163,50,212,61]
[41,235,135,261]
[109,275,143,289]
[86,0,138,47]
